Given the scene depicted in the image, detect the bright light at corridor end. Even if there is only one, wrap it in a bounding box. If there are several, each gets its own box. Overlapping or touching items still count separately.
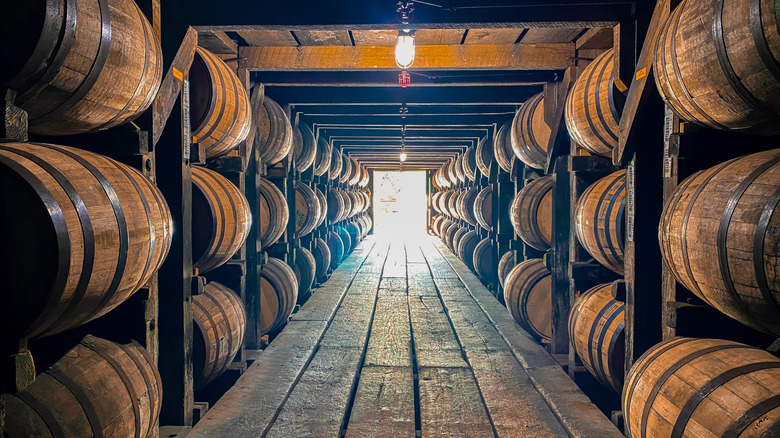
[399,150,408,162]
[395,30,415,69]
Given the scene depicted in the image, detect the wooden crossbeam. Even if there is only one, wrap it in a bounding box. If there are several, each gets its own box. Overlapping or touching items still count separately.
[239,44,575,71]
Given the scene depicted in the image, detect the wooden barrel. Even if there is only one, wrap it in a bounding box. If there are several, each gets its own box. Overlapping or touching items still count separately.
[190,47,251,158]
[252,95,293,165]
[660,149,780,336]
[464,146,477,181]
[1,0,163,136]
[437,191,451,217]
[575,169,625,275]
[339,152,352,184]
[623,337,780,438]
[259,257,297,335]
[511,175,553,251]
[450,227,469,254]
[348,158,362,187]
[313,135,332,177]
[258,177,289,249]
[494,120,515,173]
[447,190,461,219]
[504,259,552,343]
[193,281,246,390]
[293,122,317,172]
[294,182,320,238]
[192,167,252,273]
[438,219,453,239]
[457,187,479,226]
[565,49,622,158]
[476,136,494,176]
[441,222,458,250]
[327,230,345,270]
[313,237,331,283]
[294,246,317,304]
[359,166,370,188]
[431,215,444,237]
[569,282,624,393]
[431,192,443,214]
[337,226,354,254]
[5,335,161,438]
[454,154,466,184]
[361,191,371,213]
[474,186,493,231]
[512,92,551,169]
[327,188,345,223]
[498,251,516,289]
[473,237,496,284]
[458,230,479,271]
[359,214,373,237]
[346,222,361,246]
[654,0,780,135]
[329,147,343,181]
[315,187,328,227]
[0,142,172,338]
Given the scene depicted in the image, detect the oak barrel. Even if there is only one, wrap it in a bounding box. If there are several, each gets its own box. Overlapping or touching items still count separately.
[474,186,493,231]
[447,190,461,220]
[346,223,361,248]
[511,175,553,251]
[313,135,332,177]
[329,147,343,181]
[454,154,466,184]
[315,187,328,228]
[192,167,252,273]
[349,158,363,187]
[441,222,458,251]
[569,282,624,393]
[5,335,161,438]
[0,142,172,338]
[504,259,552,343]
[575,169,626,275]
[252,95,293,165]
[623,337,780,438]
[473,237,496,284]
[293,122,317,172]
[439,220,456,243]
[565,49,623,158]
[258,177,289,249]
[190,47,251,158]
[497,251,516,289]
[654,0,780,135]
[193,281,246,390]
[476,136,494,177]
[659,149,780,336]
[337,226,354,254]
[494,120,515,173]
[457,187,479,226]
[294,246,317,304]
[457,230,479,271]
[512,92,551,169]
[1,0,163,136]
[339,152,352,184]
[313,237,332,283]
[294,182,320,238]
[327,230,345,270]
[463,146,477,181]
[327,188,346,223]
[259,257,298,335]
[450,227,469,254]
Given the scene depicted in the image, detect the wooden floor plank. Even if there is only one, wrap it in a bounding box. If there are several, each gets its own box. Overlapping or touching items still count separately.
[364,292,412,368]
[382,242,407,278]
[433,241,623,438]
[419,367,494,438]
[190,239,377,438]
[407,263,437,294]
[421,243,568,438]
[346,366,416,438]
[265,346,364,438]
[405,242,426,263]
[432,278,476,302]
[320,290,378,348]
[408,295,467,368]
[379,277,407,290]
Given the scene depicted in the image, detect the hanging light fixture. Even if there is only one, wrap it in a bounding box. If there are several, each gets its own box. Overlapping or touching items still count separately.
[395,29,415,69]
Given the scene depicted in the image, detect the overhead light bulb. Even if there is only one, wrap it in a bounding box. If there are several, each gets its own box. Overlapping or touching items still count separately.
[395,30,415,69]
[400,150,408,162]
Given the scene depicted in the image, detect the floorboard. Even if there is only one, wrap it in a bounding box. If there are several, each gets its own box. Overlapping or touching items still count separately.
[346,366,416,438]
[418,367,494,438]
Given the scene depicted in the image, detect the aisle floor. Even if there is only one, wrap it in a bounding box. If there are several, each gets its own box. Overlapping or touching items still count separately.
[190,237,620,438]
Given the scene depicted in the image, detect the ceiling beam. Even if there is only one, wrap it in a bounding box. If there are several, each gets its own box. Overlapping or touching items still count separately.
[292,104,517,115]
[266,85,541,105]
[239,43,574,71]
[254,70,561,87]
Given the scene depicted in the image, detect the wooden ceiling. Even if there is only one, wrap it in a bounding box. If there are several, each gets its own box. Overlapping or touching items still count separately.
[186,0,648,170]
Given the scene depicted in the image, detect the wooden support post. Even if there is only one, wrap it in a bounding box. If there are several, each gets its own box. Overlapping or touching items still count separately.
[550,155,572,356]
[623,107,665,376]
[614,0,673,166]
[156,89,194,427]
[544,66,577,174]
[612,21,636,94]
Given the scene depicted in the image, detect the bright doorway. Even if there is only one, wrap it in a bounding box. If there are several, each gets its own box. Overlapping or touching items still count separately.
[373,171,427,239]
